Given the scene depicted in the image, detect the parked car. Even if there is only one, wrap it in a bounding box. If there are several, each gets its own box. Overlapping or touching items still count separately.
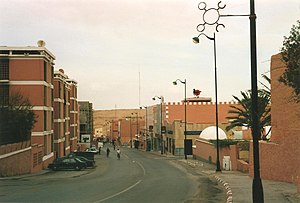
[72,151,95,161]
[48,157,86,171]
[85,147,98,154]
[76,156,95,168]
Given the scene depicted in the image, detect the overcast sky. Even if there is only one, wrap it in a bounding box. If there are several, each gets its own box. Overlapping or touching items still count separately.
[1,0,299,110]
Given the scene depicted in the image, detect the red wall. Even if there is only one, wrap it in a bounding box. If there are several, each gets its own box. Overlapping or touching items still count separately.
[10,59,44,81]
[0,141,32,176]
[166,102,240,125]
[194,138,231,167]
[250,54,300,191]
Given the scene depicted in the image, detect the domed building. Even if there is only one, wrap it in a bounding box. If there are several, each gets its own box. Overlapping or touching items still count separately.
[199,126,227,140]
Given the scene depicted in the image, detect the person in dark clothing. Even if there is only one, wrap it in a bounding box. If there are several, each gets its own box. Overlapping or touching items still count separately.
[106,148,110,158]
[116,148,121,160]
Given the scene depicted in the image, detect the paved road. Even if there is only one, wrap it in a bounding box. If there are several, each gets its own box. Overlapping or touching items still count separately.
[0,147,225,202]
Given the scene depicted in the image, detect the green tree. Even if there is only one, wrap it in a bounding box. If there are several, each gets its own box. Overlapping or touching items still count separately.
[279,20,300,103]
[0,92,37,145]
[226,76,271,140]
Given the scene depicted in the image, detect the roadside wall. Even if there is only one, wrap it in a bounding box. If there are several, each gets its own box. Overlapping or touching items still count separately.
[194,139,231,169]
[194,139,249,172]
[31,144,45,173]
[0,141,31,176]
[249,53,300,192]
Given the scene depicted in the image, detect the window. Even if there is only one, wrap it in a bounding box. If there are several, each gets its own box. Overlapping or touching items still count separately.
[51,66,54,84]
[0,85,9,106]
[0,59,9,80]
[58,81,61,98]
[44,61,47,82]
[44,111,47,131]
[44,86,47,106]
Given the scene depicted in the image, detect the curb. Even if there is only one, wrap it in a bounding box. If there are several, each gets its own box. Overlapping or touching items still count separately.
[184,159,233,202]
[214,175,233,203]
[0,169,51,180]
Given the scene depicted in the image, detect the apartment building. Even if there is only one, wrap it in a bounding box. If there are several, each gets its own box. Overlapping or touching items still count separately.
[53,69,70,157]
[0,41,55,170]
[53,69,80,157]
[79,101,93,144]
[67,78,79,152]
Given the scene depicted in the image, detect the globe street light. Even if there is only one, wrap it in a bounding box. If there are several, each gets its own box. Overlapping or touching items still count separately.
[152,96,164,155]
[193,33,221,172]
[173,79,187,159]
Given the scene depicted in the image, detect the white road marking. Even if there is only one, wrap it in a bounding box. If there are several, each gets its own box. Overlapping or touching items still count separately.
[135,160,146,176]
[93,180,142,203]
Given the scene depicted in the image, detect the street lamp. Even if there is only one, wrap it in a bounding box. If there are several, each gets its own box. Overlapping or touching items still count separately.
[249,2,264,202]
[194,1,264,201]
[152,96,164,155]
[140,106,148,151]
[173,79,187,159]
[193,32,221,172]
[132,112,138,148]
[125,116,133,148]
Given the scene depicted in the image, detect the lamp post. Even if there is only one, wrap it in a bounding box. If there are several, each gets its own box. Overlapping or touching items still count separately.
[194,1,264,201]
[140,106,148,151]
[152,96,164,154]
[173,79,187,159]
[125,116,133,148]
[132,112,138,148]
[249,1,264,202]
[193,33,221,172]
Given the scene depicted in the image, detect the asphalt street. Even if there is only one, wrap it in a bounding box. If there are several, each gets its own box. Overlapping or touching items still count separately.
[0,146,225,203]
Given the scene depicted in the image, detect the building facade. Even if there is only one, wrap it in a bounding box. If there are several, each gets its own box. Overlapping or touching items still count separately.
[67,79,79,152]
[150,101,241,155]
[79,101,93,145]
[250,53,300,191]
[0,42,55,171]
[53,69,70,158]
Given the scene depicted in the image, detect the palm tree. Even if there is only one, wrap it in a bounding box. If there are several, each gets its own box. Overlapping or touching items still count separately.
[226,75,271,140]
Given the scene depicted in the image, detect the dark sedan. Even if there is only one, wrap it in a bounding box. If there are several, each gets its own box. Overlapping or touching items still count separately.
[48,157,86,171]
[76,156,95,168]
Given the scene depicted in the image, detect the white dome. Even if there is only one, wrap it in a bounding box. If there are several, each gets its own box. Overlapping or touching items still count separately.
[200,126,227,140]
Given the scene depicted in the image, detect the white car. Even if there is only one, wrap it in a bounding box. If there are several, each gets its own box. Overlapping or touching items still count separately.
[86,148,98,154]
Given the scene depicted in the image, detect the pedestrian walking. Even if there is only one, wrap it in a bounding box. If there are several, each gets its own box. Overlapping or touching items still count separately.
[98,146,101,155]
[106,147,110,158]
[116,148,121,160]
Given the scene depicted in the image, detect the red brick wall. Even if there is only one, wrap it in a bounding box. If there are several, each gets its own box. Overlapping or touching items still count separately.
[10,59,44,81]
[120,119,131,144]
[0,141,32,176]
[250,53,300,191]
[118,119,145,145]
[166,102,240,125]
[194,138,231,167]
[31,144,44,173]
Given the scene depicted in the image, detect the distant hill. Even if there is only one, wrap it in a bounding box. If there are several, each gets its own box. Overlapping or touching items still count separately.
[93,109,145,132]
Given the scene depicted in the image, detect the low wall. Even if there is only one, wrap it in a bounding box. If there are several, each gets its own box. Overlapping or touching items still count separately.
[193,139,249,172]
[0,141,32,177]
[249,140,300,191]
[31,144,44,173]
[194,139,231,168]
[237,160,249,173]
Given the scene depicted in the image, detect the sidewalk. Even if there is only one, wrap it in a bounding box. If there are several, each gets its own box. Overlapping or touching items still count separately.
[180,159,300,203]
